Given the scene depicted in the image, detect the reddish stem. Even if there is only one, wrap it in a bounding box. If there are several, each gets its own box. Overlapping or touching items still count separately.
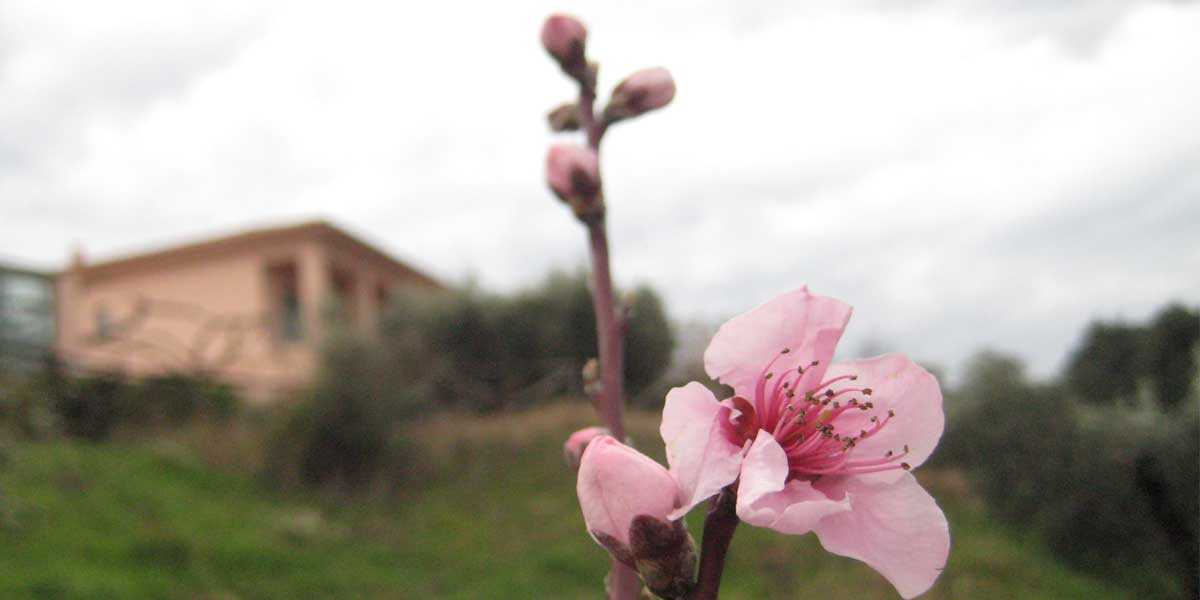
[688,488,740,600]
[577,70,637,600]
[586,222,626,440]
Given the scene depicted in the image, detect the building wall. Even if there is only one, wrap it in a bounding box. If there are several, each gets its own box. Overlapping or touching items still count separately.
[54,226,437,403]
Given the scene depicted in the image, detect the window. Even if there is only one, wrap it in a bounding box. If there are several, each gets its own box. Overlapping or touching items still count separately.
[267,262,303,342]
[95,306,113,340]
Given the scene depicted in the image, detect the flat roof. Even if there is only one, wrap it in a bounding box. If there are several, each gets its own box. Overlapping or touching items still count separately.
[68,220,441,287]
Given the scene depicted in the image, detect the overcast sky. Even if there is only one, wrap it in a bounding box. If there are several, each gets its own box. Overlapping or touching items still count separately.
[2,0,1198,379]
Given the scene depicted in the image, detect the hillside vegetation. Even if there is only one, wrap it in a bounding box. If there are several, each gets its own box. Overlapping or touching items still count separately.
[0,403,1137,599]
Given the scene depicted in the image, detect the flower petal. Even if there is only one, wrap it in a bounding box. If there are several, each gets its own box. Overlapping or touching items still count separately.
[821,354,944,483]
[704,287,852,401]
[661,382,745,519]
[736,430,851,534]
[577,436,679,547]
[564,426,610,471]
[813,473,950,599]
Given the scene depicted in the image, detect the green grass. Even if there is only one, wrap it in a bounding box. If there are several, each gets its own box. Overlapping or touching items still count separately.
[0,405,1139,599]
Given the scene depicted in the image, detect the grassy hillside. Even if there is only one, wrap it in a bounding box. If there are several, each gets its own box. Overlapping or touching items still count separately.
[0,404,1134,599]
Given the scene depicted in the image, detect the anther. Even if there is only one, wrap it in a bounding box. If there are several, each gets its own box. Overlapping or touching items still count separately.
[888,410,895,418]
[781,348,791,354]
[863,388,873,396]
[901,462,911,471]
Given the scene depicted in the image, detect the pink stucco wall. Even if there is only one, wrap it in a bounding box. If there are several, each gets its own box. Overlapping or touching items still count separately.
[55,224,435,403]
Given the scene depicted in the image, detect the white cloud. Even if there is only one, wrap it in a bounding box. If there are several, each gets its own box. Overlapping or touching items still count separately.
[1,0,1197,379]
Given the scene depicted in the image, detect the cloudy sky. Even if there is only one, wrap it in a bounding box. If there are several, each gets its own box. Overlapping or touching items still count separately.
[2,0,1198,379]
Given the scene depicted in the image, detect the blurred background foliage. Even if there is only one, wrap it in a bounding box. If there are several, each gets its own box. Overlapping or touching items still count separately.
[0,283,1195,598]
[935,302,1199,598]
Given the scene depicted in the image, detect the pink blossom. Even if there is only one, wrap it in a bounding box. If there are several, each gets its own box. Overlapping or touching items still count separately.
[563,426,610,471]
[540,14,587,69]
[576,435,680,566]
[661,287,950,598]
[606,67,676,121]
[545,144,600,202]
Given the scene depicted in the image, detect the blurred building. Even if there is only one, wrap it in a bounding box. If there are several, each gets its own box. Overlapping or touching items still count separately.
[55,221,439,402]
[0,261,57,371]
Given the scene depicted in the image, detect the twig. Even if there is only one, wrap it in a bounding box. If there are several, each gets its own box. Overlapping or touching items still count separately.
[688,487,740,600]
[577,68,640,600]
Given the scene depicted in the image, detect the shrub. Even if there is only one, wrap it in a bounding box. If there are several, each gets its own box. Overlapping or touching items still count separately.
[1133,411,1199,598]
[379,271,675,413]
[125,373,240,427]
[0,372,58,439]
[53,371,126,442]
[262,334,424,492]
[9,355,242,441]
[940,350,1194,598]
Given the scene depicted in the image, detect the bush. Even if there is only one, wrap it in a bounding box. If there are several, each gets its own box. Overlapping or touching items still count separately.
[6,356,242,441]
[379,271,675,413]
[1133,412,1199,598]
[54,371,126,442]
[0,372,58,439]
[125,373,240,427]
[1063,303,1199,410]
[937,352,1080,523]
[940,350,1194,598]
[262,334,424,492]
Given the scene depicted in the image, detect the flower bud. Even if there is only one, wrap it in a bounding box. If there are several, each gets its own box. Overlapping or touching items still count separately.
[582,357,602,399]
[604,67,676,122]
[577,436,679,564]
[629,515,697,599]
[547,102,582,132]
[564,426,609,471]
[545,144,603,219]
[541,14,587,72]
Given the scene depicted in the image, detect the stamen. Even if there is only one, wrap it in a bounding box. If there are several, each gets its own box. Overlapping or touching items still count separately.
[754,349,791,409]
[810,374,859,395]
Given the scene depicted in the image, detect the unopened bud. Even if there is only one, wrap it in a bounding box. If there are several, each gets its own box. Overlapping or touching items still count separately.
[547,102,582,132]
[605,67,676,123]
[582,357,602,398]
[546,144,603,220]
[564,426,610,471]
[629,515,697,599]
[578,436,679,569]
[541,14,587,73]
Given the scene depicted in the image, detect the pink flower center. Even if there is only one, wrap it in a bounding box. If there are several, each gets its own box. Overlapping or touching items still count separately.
[723,348,911,481]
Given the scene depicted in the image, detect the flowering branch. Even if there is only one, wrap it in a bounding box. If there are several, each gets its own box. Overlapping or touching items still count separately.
[544,15,950,600]
[572,63,625,441]
[543,13,676,599]
[688,487,739,600]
